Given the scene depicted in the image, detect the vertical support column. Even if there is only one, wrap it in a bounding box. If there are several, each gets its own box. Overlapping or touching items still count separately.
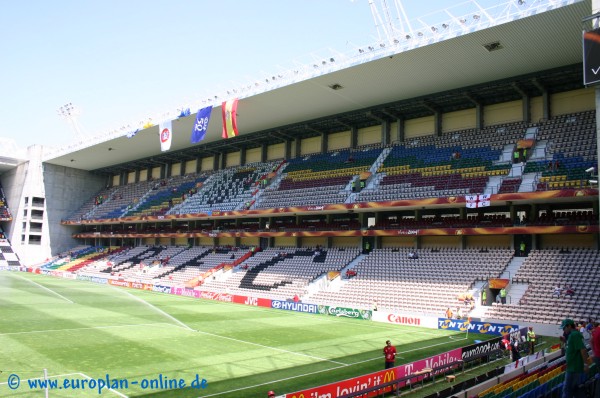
[350,126,358,149]
[285,139,292,160]
[396,116,405,143]
[382,120,391,146]
[261,143,268,162]
[240,146,247,166]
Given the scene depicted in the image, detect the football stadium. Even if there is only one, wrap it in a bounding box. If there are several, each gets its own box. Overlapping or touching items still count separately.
[1,0,599,397]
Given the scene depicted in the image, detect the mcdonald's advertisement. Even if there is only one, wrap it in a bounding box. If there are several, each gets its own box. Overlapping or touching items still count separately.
[284,367,397,398]
[284,348,462,398]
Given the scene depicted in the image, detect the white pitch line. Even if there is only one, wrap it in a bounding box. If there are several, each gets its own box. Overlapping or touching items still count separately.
[0,372,83,386]
[119,288,346,365]
[199,332,468,397]
[109,285,196,332]
[13,274,74,303]
[127,286,455,342]
[193,328,348,366]
[0,322,176,336]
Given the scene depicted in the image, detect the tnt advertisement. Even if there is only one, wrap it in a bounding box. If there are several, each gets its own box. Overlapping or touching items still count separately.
[438,318,519,335]
[317,305,372,320]
[285,368,398,398]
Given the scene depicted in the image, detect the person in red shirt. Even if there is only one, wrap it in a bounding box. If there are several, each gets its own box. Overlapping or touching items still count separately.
[591,321,600,369]
[383,340,397,369]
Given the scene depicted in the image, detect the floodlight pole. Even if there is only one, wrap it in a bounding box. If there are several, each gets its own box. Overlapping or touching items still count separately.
[369,0,413,45]
[57,102,85,142]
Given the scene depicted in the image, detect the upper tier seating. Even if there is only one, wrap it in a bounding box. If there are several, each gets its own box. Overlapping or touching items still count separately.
[124,174,208,217]
[65,111,598,219]
[255,148,380,209]
[524,111,597,190]
[169,161,278,214]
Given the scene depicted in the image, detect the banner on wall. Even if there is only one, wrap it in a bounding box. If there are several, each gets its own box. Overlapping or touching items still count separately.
[438,318,519,335]
[317,305,372,320]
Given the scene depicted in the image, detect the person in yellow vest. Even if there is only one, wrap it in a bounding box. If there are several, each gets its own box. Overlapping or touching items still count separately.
[513,150,520,164]
[481,290,487,305]
[527,326,536,355]
[499,287,507,304]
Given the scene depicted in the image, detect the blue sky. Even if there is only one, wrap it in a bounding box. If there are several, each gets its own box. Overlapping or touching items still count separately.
[0,0,501,152]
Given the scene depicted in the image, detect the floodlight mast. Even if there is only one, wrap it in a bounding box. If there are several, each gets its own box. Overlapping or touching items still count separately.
[368,0,413,45]
[57,102,85,142]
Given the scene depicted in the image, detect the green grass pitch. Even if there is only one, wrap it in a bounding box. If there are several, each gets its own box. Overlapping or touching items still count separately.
[0,272,494,397]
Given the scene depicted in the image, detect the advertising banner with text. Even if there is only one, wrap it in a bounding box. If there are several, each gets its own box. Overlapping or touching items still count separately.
[438,318,520,335]
[232,294,272,308]
[372,311,438,329]
[271,300,318,314]
[317,305,372,320]
[285,348,462,398]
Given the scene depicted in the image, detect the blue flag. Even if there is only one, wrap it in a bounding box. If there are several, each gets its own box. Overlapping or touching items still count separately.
[178,107,191,118]
[191,106,212,143]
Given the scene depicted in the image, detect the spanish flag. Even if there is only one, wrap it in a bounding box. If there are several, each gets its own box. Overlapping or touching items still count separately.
[221,98,239,139]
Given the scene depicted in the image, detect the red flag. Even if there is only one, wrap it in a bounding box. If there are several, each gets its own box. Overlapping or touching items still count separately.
[222,99,239,139]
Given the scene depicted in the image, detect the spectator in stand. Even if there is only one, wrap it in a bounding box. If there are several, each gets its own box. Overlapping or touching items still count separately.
[527,327,536,355]
[519,241,526,256]
[445,307,453,319]
[501,333,511,354]
[510,336,521,363]
[586,318,595,334]
[383,340,397,369]
[564,284,575,297]
[591,321,600,369]
[579,321,591,348]
[561,318,593,398]
[553,284,562,298]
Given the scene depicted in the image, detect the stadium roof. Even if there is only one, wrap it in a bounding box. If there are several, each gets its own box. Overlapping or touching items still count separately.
[42,0,590,175]
[0,156,23,174]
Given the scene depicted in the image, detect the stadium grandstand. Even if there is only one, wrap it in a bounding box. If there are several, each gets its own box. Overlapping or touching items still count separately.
[1,0,600,397]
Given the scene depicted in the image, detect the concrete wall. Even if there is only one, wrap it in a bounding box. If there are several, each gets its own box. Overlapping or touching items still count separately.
[42,163,106,259]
